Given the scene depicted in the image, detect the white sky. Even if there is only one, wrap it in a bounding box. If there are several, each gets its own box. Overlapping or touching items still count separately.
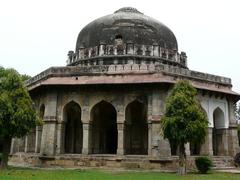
[0,0,240,92]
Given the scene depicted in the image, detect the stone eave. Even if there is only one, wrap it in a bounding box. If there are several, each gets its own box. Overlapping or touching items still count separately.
[26,72,240,99]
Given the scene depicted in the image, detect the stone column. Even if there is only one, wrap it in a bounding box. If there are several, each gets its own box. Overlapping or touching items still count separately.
[117,122,125,155]
[56,122,65,155]
[35,126,42,153]
[228,125,240,156]
[185,143,190,156]
[157,122,171,157]
[40,92,58,156]
[200,128,213,155]
[148,122,152,156]
[153,43,159,57]
[24,136,28,153]
[99,43,106,56]
[220,128,229,155]
[126,42,134,55]
[10,138,16,154]
[151,90,171,157]
[82,123,92,154]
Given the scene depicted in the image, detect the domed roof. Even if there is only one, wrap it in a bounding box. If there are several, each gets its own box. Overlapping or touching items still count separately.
[76,7,178,51]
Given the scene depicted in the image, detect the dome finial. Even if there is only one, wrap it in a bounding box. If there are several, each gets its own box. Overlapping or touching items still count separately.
[114,7,143,14]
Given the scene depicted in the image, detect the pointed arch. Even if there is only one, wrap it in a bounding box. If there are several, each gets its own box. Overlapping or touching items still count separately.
[213,107,225,129]
[90,100,117,154]
[63,101,82,154]
[125,99,148,155]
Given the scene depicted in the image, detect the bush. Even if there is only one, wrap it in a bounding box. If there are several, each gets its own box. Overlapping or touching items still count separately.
[234,152,240,167]
[195,156,213,174]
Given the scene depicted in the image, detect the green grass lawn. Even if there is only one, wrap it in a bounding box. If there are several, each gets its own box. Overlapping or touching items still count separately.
[0,168,240,180]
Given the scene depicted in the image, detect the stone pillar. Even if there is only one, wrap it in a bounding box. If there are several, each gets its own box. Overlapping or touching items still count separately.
[82,123,92,154]
[148,122,152,155]
[157,122,171,157]
[99,43,106,56]
[126,42,134,55]
[220,128,229,155]
[150,90,171,157]
[35,126,42,153]
[159,47,162,58]
[142,45,146,56]
[117,123,125,155]
[228,125,240,156]
[166,50,169,59]
[10,138,16,154]
[79,47,84,59]
[40,92,58,156]
[200,128,213,155]
[24,136,28,153]
[153,43,159,57]
[56,122,65,154]
[185,143,190,156]
[228,99,236,125]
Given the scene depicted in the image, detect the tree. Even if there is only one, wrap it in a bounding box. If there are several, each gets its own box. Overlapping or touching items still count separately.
[0,66,38,169]
[161,80,208,175]
[21,74,31,81]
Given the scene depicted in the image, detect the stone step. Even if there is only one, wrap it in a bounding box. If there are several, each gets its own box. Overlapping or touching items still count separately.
[210,156,235,169]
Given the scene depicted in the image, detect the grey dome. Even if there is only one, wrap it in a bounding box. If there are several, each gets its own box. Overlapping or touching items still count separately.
[76,7,178,51]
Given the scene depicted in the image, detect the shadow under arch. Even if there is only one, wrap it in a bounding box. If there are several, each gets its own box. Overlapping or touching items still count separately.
[63,101,82,154]
[212,107,225,156]
[39,104,45,120]
[90,100,117,154]
[124,99,148,155]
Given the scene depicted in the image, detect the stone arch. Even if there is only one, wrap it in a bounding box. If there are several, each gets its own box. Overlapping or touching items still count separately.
[213,107,225,129]
[212,107,225,155]
[124,99,148,155]
[90,100,117,154]
[63,101,83,154]
[60,98,82,122]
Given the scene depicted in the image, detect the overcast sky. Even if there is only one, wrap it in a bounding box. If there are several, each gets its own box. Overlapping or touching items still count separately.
[0,0,239,92]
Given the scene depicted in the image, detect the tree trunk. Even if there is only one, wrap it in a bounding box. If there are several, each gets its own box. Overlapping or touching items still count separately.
[178,143,187,175]
[0,137,11,169]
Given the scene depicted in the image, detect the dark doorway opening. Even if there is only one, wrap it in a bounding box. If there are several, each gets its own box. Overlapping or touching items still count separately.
[91,101,117,154]
[64,101,82,154]
[125,100,148,155]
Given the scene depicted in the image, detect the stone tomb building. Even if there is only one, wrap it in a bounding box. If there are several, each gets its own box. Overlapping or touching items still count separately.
[11,7,240,169]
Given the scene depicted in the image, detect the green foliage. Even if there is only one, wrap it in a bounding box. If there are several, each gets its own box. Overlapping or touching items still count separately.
[0,66,37,139]
[21,74,31,81]
[162,80,208,146]
[195,156,213,174]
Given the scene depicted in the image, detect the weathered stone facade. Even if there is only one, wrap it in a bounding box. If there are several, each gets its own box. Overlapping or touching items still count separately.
[10,7,240,169]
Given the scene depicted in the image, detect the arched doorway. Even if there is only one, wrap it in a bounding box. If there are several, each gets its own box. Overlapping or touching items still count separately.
[212,107,225,156]
[64,101,83,154]
[125,100,148,155]
[90,101,117,154]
